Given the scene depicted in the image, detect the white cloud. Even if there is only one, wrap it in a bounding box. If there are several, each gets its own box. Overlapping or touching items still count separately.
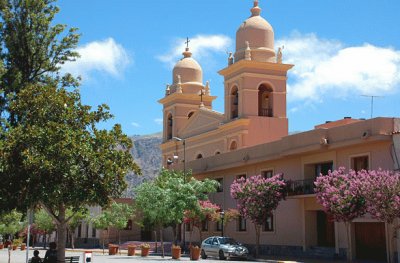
[131,122,141,128]
[157,34,232,68]
[63,38,131,78]
[277,32,400,102]
[154,118,163,125]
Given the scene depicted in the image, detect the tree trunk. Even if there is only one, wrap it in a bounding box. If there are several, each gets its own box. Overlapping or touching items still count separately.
[102,234,105,255]
[388,223,394,263]
[254,224,261,258]
[154,230,158,253]
[345,221,352,263]
[118,229,121,255]
[57,206,67,263]
[189,223,193,248]
[160,228,164,258]
[199,227,203,244]
[68,227,75,250]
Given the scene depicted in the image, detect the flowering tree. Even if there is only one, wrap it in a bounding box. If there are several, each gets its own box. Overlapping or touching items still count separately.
[314,167,366,263]
[362,169,400,263]
[184,200,220,243]
[230,174,286,257]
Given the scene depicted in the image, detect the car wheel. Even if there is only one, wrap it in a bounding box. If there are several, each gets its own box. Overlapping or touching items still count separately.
[201,249,207,259]
[219,250,226,260]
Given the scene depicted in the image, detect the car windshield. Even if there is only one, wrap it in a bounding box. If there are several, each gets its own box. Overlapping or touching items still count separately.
[219,237,239,245]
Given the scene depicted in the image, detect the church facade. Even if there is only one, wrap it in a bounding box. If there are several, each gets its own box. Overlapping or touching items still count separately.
[159,1,400,261]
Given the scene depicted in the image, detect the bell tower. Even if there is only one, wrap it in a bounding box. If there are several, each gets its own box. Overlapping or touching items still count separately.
[219,1,293,144]
[159,45,216,143]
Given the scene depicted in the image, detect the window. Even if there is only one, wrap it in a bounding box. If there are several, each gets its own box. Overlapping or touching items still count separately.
[231,87,239,119]
[186,222,192,231]
[263,214,274,232]
[188,111,194,119]
[216,178,223,192]
[262,170,273,178]
[236,174,246,180]
[351,155,369,171]
[92,227,96,238]
[167,114,173,140]
[77,224,82,238]
[201,219,209,231]
[216,221,222,231]
[215,151,221,155]
[196,154,203,159]
[124,220,133,230]
[238,216,246,231]
[229,141,237,151]
[258,84,273,117]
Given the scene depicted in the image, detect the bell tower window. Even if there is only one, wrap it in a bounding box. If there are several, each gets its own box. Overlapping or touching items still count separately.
[229,141,237,151]
[258,84,273,117]
[167,113,173,140]
[231,86,239,119]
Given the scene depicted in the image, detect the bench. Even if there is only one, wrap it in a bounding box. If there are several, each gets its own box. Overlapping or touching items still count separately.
[28,256,80,263]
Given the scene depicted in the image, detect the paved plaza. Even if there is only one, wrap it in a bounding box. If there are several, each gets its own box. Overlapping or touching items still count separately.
[0,247,350,263]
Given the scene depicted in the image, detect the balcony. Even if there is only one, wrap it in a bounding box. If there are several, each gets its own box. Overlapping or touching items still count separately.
[286,178,315,196]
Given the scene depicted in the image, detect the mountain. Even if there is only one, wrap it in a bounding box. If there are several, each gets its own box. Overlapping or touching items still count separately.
[123,132,163,196]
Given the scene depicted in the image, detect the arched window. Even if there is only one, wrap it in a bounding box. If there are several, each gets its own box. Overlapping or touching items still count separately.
[167,113,173,140]
[231,86,239,119]
[229,141,237,151]
[196,154,203,159]
[188,111,194,119]
[258,84,273,117]
[215,151,221,155]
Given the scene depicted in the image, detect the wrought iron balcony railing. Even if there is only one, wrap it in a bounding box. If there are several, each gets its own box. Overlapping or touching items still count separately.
[286,178,315,196]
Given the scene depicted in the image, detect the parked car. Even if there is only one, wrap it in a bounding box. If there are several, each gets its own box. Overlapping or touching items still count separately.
[201,236,249,260]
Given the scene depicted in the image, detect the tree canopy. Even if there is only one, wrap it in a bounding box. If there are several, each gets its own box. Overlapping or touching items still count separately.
[230,174,286,257]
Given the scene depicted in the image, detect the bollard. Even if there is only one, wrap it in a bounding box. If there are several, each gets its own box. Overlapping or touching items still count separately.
[83,251,92,262]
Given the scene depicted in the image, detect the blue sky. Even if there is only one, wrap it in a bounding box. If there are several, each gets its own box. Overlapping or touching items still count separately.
[55,0,400,136]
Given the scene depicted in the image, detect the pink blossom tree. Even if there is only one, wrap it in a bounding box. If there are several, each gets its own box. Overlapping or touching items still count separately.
[362,169,400,263]
[184,200,220,243]
[314,167,367,263]
[230,174,286,257]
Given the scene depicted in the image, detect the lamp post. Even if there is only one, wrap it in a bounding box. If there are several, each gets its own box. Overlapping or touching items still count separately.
[172,136,187,251]
[220,210,225,237]
[172,136,186,182]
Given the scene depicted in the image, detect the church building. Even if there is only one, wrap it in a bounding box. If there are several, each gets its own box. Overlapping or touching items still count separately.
[159,1,400,261]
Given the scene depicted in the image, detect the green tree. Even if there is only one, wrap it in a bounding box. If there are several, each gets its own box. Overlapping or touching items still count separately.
[0,0,80,125]
[91,209,113,255]
[0,84,140,260]
[66,208,89,249]
[135,169,218,257]
[34,208,56,248]
[0,210,25,263]
[107,202,135,250]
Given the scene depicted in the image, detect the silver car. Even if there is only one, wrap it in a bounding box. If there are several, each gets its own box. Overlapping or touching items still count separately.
[201,236,249,260]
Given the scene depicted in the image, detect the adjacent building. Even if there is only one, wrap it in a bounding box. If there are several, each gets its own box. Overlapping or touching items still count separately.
[160,1,400,261]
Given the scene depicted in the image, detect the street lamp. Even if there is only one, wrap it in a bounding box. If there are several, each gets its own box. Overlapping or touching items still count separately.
[172,136,186,182]
[220,210,225,237]
[172,136,187,252]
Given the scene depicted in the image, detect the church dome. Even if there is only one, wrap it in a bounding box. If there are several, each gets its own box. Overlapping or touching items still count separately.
[235,1,276,62]
[172,48,203,85]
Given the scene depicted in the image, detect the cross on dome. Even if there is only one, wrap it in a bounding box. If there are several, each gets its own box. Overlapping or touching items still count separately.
[185,37,190,49]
